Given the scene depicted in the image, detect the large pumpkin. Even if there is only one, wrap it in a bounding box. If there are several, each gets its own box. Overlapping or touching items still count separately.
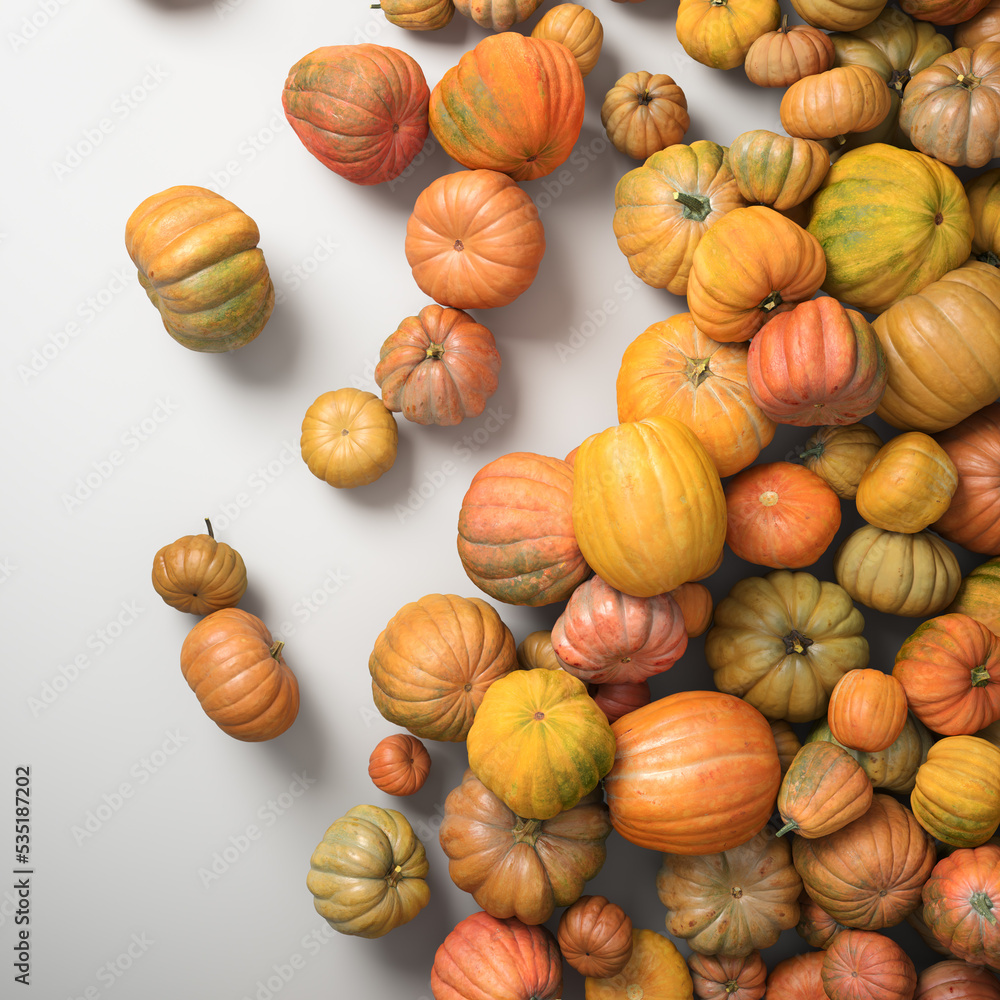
[901,0,992,26]
[915,960,1000,999]
[282,44,429,185]
[368,593,517,742]
[571,415,727,599]
[179,608,299,741]
[124,185,274,352]
[428,32,585,181]
[604,690,781,855]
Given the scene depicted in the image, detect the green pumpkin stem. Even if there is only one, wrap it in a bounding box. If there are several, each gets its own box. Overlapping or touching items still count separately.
[971,890,997,925]
[778,12,789,31]
[775,819,797,837]
[684,356,714,387]
[673,190,712,222]
[972,664,991,686]
[796,443,826,460]
[977,250,1000,268]
[269,640,285,660]
[204,517,215,539]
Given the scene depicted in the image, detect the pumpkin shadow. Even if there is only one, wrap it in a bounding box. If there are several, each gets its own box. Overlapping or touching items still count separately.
[139,0,216,7]
[330,418,418,512]
[218,291,305,385]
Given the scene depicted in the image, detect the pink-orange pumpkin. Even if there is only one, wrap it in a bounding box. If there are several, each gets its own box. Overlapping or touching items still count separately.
[821,929,917,1000]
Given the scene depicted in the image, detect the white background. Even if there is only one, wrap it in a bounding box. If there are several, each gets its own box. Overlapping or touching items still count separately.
[4,0,992,997]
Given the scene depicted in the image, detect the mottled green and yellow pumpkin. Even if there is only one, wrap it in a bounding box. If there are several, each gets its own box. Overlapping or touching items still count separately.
[726,130,831,210]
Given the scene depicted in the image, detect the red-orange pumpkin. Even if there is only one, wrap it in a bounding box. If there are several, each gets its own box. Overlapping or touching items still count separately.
[368,734,432,796]
[915,960,1000,1000]
[557,895,633,979]
[797,892,850,949]
[821,929,917,1000]
[688,951,767,1000]
[591,680,652,723]
[767,952,827,1000]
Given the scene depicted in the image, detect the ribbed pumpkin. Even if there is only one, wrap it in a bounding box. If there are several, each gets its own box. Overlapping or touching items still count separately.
[282,44,429,185]
[558,895,633,979]
[766,952,827,1000]
[776,741,874,838]
[374,0,455,30]
[453,0,543,29]
[124,185,274,352]
[792,793,937,929]
[675,0,782,70]
[604,690,781,855]
[789,0,886,31]
[893,613,1000,736]
[745,16,836,86]
[821,930,917,1000]
[910,735,1000,847]
[797,892,850,948]
[428,32,584,181]
[806,143,973,314]
[874,260,1000,433]
[726,130,831,209]
[179,608,299,741]
[968,168,1000,260]
[612,140,746,295]
[306,804,430,938]
[657,826,802,956]
[571,415,726,599]
[367,734,431,796]
[431,911,563,1000]
[688,951,767,1000]
[438,768,611,925]
[592,680,652,724]
[797,422,884,499]
[771,720,803,777]
[375,305,500,426]
[671,581,714,638]
[827,669,908,753]
[151,518,247,615]
[404,168,545,310]
[585,929,694,1000]
[600,72,690,160]
[915,959,1000,999]
[300,388,398,489]
[686,205,827,343]
[901,0,991,26]
[950,555,1000,635]
[704,571,869,723]
[833,525,962,617]
[615,312,776,478]
[457,452,588,607]
[466,668,616,821]
[531,4,604,77]
[368,593,517,742]
[780,65,893,140]
[957,0,1000,48]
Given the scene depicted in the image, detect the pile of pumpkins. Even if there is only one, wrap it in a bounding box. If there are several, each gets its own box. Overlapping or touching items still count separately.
[134,0,1000,997]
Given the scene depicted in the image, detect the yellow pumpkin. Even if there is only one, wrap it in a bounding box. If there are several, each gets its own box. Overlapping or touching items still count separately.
[531,4,604,76]
[675,0,782,70]
[585,929,694,1000]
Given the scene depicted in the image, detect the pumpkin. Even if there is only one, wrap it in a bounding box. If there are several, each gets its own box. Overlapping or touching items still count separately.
[907,910,959,957]
[806,712,935,794]
[282,44,429,186]
[806,142,973,314]
[585,928,694,1000]
[724,462,842,570]
[466,667,616,820]
[950,555,1000,635]
[873,260,1000,433]
[915,960,1000,999]
[922,846,1000,970]
[457,452,590,607]
[893,613,1000,737]
[968,168,1000,262]
[306,804,430,938]
[612,140,746,295]
[745,16,836,86]
[827,669,908,753]
[368,593,517,742]
[375,305,500,426]
[798,892,850,948]
[790,0,886,31]
[957,0,1000,47]
[592,680,652,724]
[179,608,299,741]
[688,951,767,1000]
[600,72,690,160]
[438,768,611,925]
[776,741,874,838]
[571,415,727,599]
[558,895,633,979]
[431,911,563,1000]
[404,168,545,310]
[124,185,274,352]
[151,518,247,615]
[616,313,776,478]
[671,582,714,638]
[367,734,431,796]
[686,205,827,343]
[901,0,992,23]
[746,297,887,426]
[517,630,569,673]
[899,43,1000,169]
[453,0,543,29]
[300,388,398,489]
[910,735,1000,848]
[771,720,802,776]
[780,65,893,140]
[675,0,782,71]
[726,130,831,209]
[833,525,962,617]
[551,575,688,686]
[855,432,959,533]
[792,793,936,929]
[531,4,604,77]
[704,570,869,723]
[374,0,455,29]
[656,826,802,956]
[428,32,584,181]
[797,422,884,499]
[604,689,781,855]
[821,929,917,1000]
[766,952,827,1000]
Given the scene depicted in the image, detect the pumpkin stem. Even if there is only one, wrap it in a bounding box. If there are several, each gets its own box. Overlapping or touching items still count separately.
[512,817,543,845]
[385,863,404,887]
[672,190,712,222]
[888,68,910,92]
[778,12,789,31]
[957,72,982,90]
[775,819,798,837]
[759,290,783,313]
[269,640,285,660]
[425,343,446,360]
[977,250,1000,268]
[972,664,992,686]
[684,356,714,386]
[204,517,215,539]
[782,629,813,655]
[970,890,997,924]
[795,443,825,460]
[725,981,740,994]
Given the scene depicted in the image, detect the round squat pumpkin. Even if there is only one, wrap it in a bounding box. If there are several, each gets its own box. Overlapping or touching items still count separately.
[744,16,836,87]
[531,4,604,77]
[373,0,455,30]
[601,71,690,160]
[797,422,884,499]
[559,895,633,979]
[826,668,908,753]
[368,734,431,796]
[726,129,831,208]
[453,0,543,29]
[687,951,767,1000]
[675,0,782,71]
[821,929,917,1000]
[125,185,274,352]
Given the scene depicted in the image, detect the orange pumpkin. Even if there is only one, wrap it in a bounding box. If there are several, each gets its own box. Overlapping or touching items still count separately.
[584,928,694,999]
[915,959,1000,999]
[789,0,885,31]
[797,892,850,948]
[821,930,917,1000]
[368,734,432,796]
[745,15,836,86]
[827,669,908,752]
[780,64,893,139]
[670,581,714,638]
[688,951,767,1000]
[901,0,992,24]
[453,0,543,29]
[967,168,1000,260]
[726,130,831,209]
[766,952,827,1000]
[949,554,1000,635]
[675,0,782,71]
[771,720,803,777]
[956,0,1000,47]
[600,72,690,160]
[558,896,633,979]
[374,0,455,29]
[531,4,604,77]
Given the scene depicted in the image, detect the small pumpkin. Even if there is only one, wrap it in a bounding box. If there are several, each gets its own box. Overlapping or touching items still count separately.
[675,0,782,71]
[584,928,694,1000]
[375,305,500,426]
[827,668,908,753]
[766,952,827,1000]
[300,388,398,489]
[453,0,543,29]
[306,804,430,938]
[124,185,274,352]
[367,734,431,797]
[531,4,604,77]
[688,951,767,1000]
[726,130,831,209]
[797,422,884,499]
[151,518,247,615]
[600,72,690,160]
[374,0,455,30]
[516,630,568,673]
[671,581,714,638]
[558,895,633,979]
[179,608,299,741]
[745,15,836,86]
[821,929,917,1000]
